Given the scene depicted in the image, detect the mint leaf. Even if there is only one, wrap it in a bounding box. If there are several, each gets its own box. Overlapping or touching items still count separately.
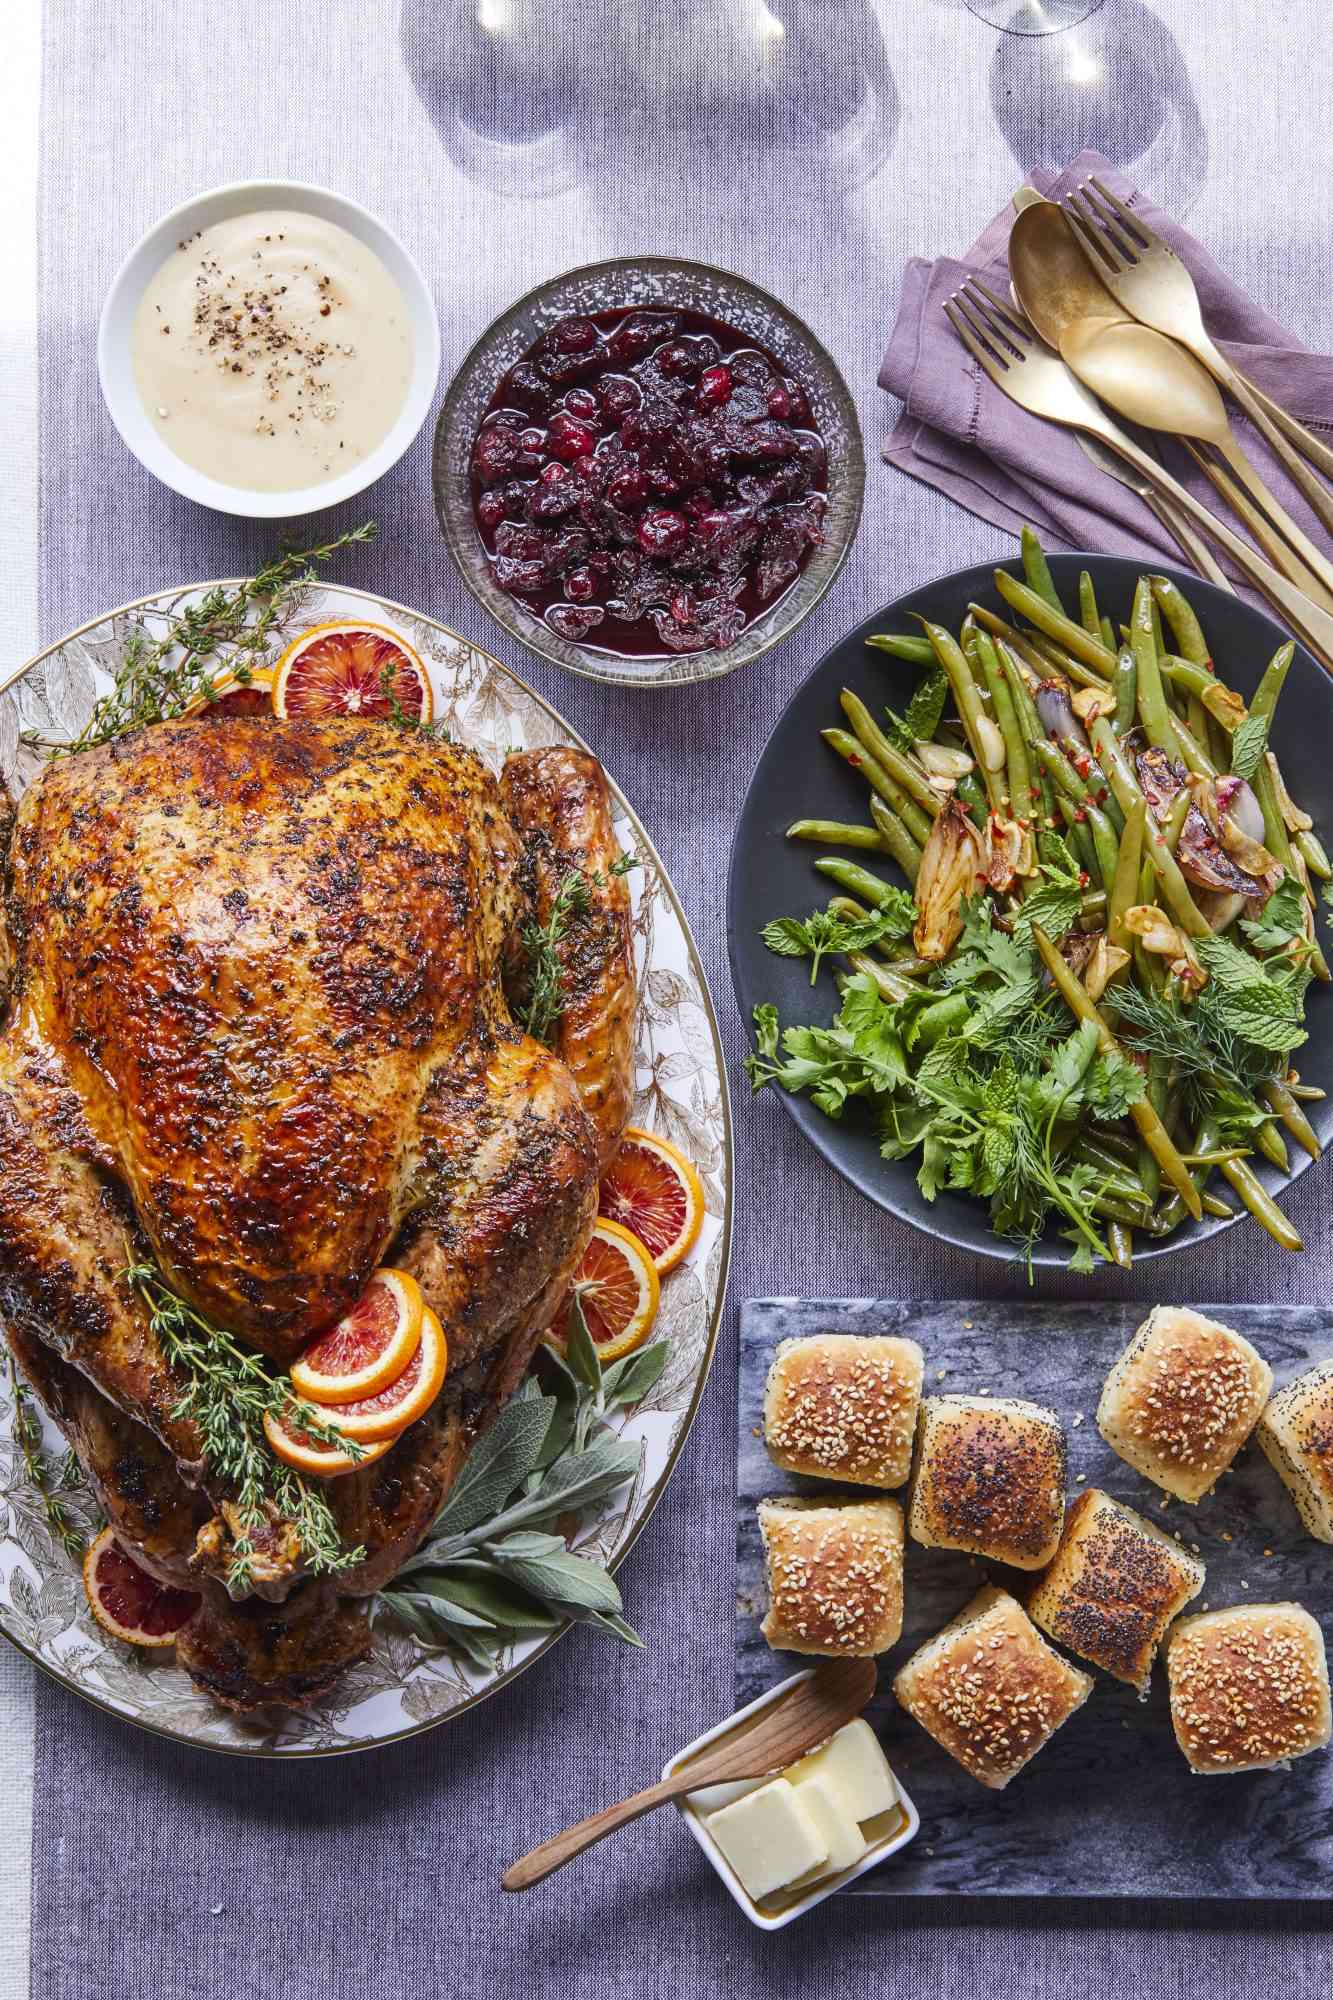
[1230,713,1270,782]
[1241,875,1307,953]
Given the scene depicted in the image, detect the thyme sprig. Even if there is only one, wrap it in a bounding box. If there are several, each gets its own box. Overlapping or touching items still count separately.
[36,524,376,757]
[376,1298,666,1669]
[8,1356,86,1558]
[518,854,640,1046]
[125,1262,365,1594]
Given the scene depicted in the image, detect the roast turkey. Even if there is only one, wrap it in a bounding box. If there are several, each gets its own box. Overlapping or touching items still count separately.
[0,715,635,1709]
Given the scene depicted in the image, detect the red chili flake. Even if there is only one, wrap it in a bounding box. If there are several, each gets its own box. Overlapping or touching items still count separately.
[848,754,861,766]
[1205,657,1216,674]
[1078,870,1090,886]
[1074,808,1087,822]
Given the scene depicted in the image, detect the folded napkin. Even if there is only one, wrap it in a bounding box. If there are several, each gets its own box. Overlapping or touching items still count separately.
[880,149,1333,587]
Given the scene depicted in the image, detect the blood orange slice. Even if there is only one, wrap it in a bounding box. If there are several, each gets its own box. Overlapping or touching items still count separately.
[548,1217,660,1365]
[82,1526,201,1648]
[290,1268,424,1405]
[263,1402,394,1478]
[181,665,276,720]
[599,1127,704,1276]
[272,621,433,724]
[318,1306,448,1443]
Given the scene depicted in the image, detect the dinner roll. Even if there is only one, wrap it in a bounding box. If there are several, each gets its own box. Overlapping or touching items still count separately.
[757,1495,904,1657]
[763,1334,925,1490]
[908,1394,1066,1569]
[892,1585,1093,1790]
[1097,1306,1272,1503]
[1027,1487,1204,1692]
[1166,1603,1331,1775]
[1255,1360,1333,1542]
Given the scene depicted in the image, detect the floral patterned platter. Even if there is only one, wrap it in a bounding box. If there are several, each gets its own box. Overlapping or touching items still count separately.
[0,581,732,1756]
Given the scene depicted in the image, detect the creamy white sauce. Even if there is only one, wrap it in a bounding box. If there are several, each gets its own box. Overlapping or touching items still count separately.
[132,208,413,493]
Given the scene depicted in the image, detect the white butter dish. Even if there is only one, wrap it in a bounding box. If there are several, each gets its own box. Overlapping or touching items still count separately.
[663,1672,919,1931]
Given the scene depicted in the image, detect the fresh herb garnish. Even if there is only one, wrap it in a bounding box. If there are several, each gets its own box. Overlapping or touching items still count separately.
[1229,712,1270,782]
[125,1262,365,1594]
[8,1356,88,1558]
[518,855,639,1046]
[882,667,949,754]
[761,890,915,984]
[375,1298,665,1668]
[37,524,376,757]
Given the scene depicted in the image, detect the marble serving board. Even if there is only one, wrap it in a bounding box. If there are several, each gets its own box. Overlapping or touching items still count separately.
[736,1299,1333,1901]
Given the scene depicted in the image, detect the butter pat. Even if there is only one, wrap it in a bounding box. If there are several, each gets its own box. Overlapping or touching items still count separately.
[790,1773,867,1874]
[786,1718,898,1824]
[705,1779,829,1901]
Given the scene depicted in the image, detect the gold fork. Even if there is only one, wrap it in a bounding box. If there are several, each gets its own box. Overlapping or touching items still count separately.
[943,278,1333,674]
[1062,178,1333,540]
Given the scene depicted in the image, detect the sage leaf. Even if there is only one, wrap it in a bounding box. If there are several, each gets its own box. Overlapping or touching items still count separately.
[491,1547,625,1616]
[563,1291,603,1394]
[586,1609,646,1648]
[430,1395,555,1539]
[601,1339,669,1411]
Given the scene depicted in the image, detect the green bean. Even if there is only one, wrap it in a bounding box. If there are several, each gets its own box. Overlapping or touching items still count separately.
[1130,575,1175,754]
[1296,829,1331,879]
[1221,1155,1303,1250]
[1078,570,1101,640]
[865,633,936,666]
[1090,718,1211,938]
[1200,1191,1237,1220]
[1056,797,1098,877]
[1179,1150,1251,1168]
[1033,736,1095,810]
[1167,708,1217,779]
[973,630,1031,818]
[992,639,1058,821]
[1106,1220,1134,1268]
[1186,689,1212,744]
[1099,615,1116,654]
[1083,801,1121,893]
[1285,1078,1327,1101]
[1262,1080,1322,1159]
[1091,1193,1163,1233]
[917,620,1007,814]
[1137,1054,1168,1204]
[822,728,936,846]
[1108,798,1147,949]
[1253,1118,1291,1174]
[837,690,941,819]
[814,855,914,910]
[846,952,919,1005]
[968,604,1105,691]
[1250,640,1295,726]
[1089,1124,1139,1166]
[1150,592,1166,660]
[1112,649,1137,735]
[1032,925,1202,1217]
[1074,1138,1153,1198]
[1150,576,1210,665]
[1021,525,1065,615]
[787,819,886,850]
[956,771,989,822]
[867,796,924,883]
[994,570,1117,677]
[1162,789,1190,854]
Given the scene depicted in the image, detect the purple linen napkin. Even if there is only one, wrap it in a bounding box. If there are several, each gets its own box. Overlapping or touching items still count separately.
[880,149,1333,581]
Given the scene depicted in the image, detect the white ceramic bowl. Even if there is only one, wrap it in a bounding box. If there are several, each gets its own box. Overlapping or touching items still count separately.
[97,180,441,519]
[663,1672,920,1931]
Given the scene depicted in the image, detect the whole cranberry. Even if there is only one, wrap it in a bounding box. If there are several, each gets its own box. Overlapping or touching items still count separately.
[696,365,733,411]
[562,387,600,422]
[504,362,552,415]
[657,341,700,379]
[548,315,598,354]
[540,460,568,484]
[607,310,679,366]
[547,603,605,641]
[574,453,598,480]
[564,566,598,603]
[518,426,546,452]
[765,381,795,421]
[476,490,507,534]
[599,376,641,421]
[782,377,811,424]
[607,465,648,511]
[637,509,689,559]
[500,478,531,519]
[546,411,597,463]
[473,426,519,484]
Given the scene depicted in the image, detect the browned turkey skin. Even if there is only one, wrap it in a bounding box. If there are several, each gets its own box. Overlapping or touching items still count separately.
[0,720,635,1710]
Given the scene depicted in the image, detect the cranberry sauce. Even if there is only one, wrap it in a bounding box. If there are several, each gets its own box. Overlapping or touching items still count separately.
[469,306,827,657]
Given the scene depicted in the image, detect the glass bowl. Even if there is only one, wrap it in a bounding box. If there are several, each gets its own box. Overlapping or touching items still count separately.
[432,255,865,688]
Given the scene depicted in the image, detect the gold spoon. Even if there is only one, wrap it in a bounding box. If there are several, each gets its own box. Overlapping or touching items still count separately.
[1010,202,1333,612]
[501,1657,877,1892]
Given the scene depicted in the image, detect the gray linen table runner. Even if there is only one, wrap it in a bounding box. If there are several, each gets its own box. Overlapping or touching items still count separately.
[28,3,1333,1994]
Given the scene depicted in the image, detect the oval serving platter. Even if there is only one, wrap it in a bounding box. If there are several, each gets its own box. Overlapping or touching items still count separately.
[728,552,1333,1269]
[0,582,732,1756]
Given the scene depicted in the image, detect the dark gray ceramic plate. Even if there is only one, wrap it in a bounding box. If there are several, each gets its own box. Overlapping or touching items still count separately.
[737,1299,1333,1901]
[727,554,1333,1267]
